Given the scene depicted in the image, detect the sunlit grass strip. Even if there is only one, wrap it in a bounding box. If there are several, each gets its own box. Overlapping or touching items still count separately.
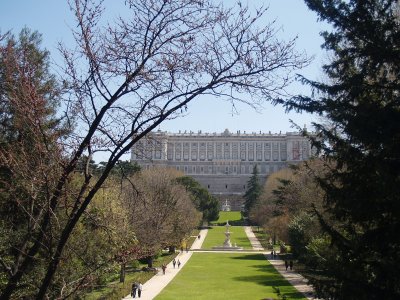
[211,211,242,224]
[155,252,307,300]
[201,226,252,249]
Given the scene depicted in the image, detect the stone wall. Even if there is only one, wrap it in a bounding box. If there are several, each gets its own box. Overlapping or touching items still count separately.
[191,174,267,194]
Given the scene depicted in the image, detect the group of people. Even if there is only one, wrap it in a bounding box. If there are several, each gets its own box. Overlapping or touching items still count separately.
[131,281,143,298]
[130,240,192,297]
[161,258,182,275]
[284,260,294,271]
[172,258,181,269]
[181,245,189,253]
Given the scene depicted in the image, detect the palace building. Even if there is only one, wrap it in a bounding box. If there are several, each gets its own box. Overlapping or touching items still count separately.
[131,129,313,210]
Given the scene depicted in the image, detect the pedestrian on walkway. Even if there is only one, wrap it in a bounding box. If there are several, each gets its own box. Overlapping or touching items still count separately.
[173,258,176,268]
[289,260,293,270]
[161,264,167,275]
[186,245,189,253]
[181,246,184,253]
[131,282,138,298]
[285,260,289,271]
[137,282,143,298]
[198,234,201,239]
[177,259,181,268]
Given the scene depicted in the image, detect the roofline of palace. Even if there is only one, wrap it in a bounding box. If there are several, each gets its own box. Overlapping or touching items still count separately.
[146,128,311,138]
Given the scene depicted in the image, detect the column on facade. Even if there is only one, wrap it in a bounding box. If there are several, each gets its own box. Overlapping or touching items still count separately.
[172,141,175,161]
[196,142,201,162]
[278,140,281,161]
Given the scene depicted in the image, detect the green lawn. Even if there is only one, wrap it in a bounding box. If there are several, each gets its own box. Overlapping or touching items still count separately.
[155,252,307,300]
[211,211,242,225]
[201,226,252,249]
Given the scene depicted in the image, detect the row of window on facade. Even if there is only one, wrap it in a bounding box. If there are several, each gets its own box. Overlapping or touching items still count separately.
[207,184,246,190]
[141,163,282,175]
[134,140,309,161]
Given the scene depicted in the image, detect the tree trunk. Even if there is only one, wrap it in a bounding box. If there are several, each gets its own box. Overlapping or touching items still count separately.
[0,218,50,300]
[120,263,126,283]
[1,275,19,300]
[147,256,153,268]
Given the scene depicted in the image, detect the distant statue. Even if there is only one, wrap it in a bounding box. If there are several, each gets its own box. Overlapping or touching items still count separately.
[222,199,231,211]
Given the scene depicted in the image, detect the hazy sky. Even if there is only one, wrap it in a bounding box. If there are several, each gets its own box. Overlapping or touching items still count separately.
[0,0,328,135]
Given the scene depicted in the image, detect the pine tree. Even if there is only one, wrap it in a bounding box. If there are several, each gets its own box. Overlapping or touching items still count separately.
[244,164,262,217]
[176,176,220,223]
[287,1,400,299]
[0,28,64,298]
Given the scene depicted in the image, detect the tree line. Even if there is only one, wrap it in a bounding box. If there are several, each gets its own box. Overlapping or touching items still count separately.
[0,0,308,298]
[2,0,398,298]
[245,1,400,299]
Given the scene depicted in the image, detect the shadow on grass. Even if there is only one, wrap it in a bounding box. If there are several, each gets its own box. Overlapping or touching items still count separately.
[229,254,306,299]
[232,272,306,299]
[231,254,266,261]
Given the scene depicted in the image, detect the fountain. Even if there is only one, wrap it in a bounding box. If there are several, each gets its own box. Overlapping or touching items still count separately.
[212,221,243,251]
[221,199,231,211]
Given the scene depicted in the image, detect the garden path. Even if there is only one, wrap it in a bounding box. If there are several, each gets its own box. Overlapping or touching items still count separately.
[122,228,208,300]
[244,226,319,300]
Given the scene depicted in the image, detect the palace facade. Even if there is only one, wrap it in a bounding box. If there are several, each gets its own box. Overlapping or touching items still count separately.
[131,129,313,210]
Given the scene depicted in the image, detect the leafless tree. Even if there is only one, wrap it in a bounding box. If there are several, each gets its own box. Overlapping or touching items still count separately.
[123,168,200,267]
[1,0,309,298]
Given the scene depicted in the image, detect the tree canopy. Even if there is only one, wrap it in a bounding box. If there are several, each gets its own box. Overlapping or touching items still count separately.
[243,164,262,217]
[176,176,219,224]
[1,0,310,298]
[286,0,400,298]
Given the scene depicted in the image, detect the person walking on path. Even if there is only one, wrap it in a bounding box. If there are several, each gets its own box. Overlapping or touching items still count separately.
[285,260,289,271]
[289,260,293,270]
[137,282,143,298]
[177,259,181,268]
[161,264,167,275]
[131,282,138,298]
[172,258,176,268]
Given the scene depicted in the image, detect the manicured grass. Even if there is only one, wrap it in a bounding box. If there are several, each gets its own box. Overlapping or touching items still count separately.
[155,252,307,300]
[211,211,242,225]
[201,226,252,249]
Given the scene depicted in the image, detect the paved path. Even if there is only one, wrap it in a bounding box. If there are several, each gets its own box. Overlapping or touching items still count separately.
[122,228,208,300]
[244,226,264,250]
[243,226,318,300]
[267,257,318,300]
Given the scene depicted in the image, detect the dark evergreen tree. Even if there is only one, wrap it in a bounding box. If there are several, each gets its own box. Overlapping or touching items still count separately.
[0,28,64,298]
[176,176,219,223]
[244,164,262,217]
[286,1,400,299]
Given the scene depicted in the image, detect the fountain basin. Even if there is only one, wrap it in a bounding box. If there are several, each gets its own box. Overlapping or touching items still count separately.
[212,220,243,251]
[212,245,243,251]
